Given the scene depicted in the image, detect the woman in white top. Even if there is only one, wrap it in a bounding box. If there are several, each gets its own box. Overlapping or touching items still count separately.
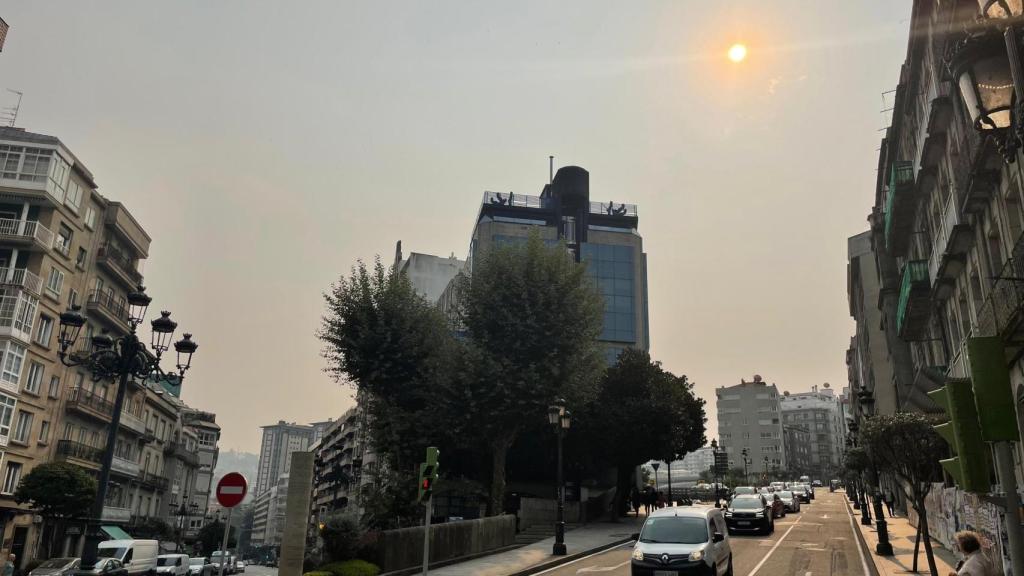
[951,531,993,576]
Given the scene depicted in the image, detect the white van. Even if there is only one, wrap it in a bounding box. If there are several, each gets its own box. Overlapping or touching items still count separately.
[156,555,190,576]
[98,540,159,576]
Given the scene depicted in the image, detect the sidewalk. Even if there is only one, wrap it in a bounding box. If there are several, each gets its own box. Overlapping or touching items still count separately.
[845,495,958,576]
[425,515,645,576]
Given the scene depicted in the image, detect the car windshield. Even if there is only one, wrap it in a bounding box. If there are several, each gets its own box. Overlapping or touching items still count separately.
[779,491,793,498]
[639,516,709,544]
[733,487,755,494]
[97,549,124,560]
[189,560,206,566]
[36,560,74,569]
[731,497,763,510]
[157,559,177,567]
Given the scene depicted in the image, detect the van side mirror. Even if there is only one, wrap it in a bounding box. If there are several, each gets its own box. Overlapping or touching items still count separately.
[713,532,725,543]
[630,532,640,541]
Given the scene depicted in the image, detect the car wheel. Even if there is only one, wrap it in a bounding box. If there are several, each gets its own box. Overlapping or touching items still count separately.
[725,556,734,576]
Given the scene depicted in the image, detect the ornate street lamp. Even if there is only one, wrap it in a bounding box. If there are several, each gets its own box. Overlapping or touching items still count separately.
[547,399,571,556]
[741,447,750,486]
[59,286,197,571]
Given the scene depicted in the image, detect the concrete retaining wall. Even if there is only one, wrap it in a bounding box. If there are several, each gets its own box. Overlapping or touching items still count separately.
[372,514,516,572]
[517,497,584,531]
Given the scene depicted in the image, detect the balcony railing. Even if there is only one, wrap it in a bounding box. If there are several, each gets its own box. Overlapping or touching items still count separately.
[884,161,917,255]
[56,439,103,464]
[120,409,147,435]
[96,243,143,285]
[590,201,638,218]
[927,192,972,296]
[897,260,931,340]
[138,471,169,491]
[86,289,130,329]
[972,235,1024,343]
[66,387,115,420]
[111,455,140,477]
[101,505,131,523]
[0,219,55,249]
[0,268,42,296]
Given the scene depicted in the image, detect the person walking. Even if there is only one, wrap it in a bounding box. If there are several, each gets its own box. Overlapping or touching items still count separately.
[950,531,993,576]
[630,487,642,517]
[884,489,896,518]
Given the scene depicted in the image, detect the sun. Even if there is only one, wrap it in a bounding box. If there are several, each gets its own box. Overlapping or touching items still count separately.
[728,43,748,63]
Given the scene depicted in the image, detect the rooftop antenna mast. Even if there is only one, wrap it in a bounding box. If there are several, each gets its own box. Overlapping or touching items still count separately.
[1,90,23,127]
[549,155,554,186]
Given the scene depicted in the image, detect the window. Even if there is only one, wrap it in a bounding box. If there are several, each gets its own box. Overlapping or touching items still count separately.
[12,411,32,444]
[55,223,72,256]
[0,342,26,388]
[199,432,216,448]
[38,420,49,443]
[65,180,82,212]
[23,361,43,394]
[84,206,97,229]
[1,462,21,494]
[76,247,87,268]
[62,423,72,440]
[45,268,64,298]
[0,145,52,184]
[47,375,60,398]
[0,394,15,439]
[0,289,38,336]
[35,315,53,347]
[69,289,79,308]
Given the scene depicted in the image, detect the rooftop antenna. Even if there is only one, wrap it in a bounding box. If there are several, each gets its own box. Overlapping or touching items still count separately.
[549,155,554,186]
[0,90,22,127]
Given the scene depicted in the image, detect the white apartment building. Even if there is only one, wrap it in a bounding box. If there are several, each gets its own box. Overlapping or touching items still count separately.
[779,384,846,478]
[716,376,785,474]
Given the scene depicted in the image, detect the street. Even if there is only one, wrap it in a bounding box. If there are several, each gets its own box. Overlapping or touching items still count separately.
[239,565,277,576]
[538,490,869,576]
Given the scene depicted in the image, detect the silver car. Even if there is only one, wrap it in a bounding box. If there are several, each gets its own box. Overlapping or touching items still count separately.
[30,558,80,576]
[630,506,733,576]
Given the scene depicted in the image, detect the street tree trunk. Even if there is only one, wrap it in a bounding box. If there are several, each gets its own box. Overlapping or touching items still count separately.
[911,520,921,573]
[489,435,514,517]
[917,498,939,576]
[612,465,634,522]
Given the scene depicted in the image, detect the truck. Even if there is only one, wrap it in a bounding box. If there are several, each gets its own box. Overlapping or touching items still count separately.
[209,552,235,575]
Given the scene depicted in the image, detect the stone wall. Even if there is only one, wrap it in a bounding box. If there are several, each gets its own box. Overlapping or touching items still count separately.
[907,483,1007,575]
[371,514,516,572]
[517,497,584,531]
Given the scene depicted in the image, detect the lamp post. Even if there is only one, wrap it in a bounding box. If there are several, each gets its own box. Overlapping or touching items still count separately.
[762,456,768,484]
[710,440,721,508]
[58,287,198,570]
[741,448,750,486]
[651,462,660,494]
[547,399,571,556]
[172,497,199,553]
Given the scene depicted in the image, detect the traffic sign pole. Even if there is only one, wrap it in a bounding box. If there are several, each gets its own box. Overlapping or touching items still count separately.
[213,472,247,576]
[218,507,233,576]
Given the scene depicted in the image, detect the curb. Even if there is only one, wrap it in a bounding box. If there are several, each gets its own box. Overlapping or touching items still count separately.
[379,543,527,576]
[505,537,633,576]
[844,496,881,576]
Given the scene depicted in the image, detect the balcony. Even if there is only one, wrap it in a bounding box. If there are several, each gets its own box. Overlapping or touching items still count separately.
[884,161,918,255]
[972,236,1024,345]
[897,260,931,341]
[163,441,199,466]
[86,289,130,333]
[101,506,131,523]
[962,135,1002,215]
[111,455,139,478]
[120,409,146,436]
[65,387,114,422]
[96,243,143,288]
[0,219,55,251]
[0,268,42,296]
[55,439,103,467]
[928,193,973,300]
[138,471,169,492]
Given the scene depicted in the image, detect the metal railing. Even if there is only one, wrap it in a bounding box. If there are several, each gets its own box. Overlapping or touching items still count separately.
[0,219,55,248]
[0,267,42,295]
[884,161,916,249]
[97,243,142,283]
[56,439,103,464]
[897,260,930,334]
[138,471,169,491]
[928,191,968,285]
[66,387,115,418]
[87,289,129,324]
[590,201,638,217]
[482,191,548,209]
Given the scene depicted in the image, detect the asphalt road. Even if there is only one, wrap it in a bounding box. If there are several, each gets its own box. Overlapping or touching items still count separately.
[239,566,277,576]
[537,490,870,576]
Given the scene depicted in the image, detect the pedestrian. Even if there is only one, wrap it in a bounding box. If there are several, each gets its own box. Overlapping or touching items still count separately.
[630,487,642,517]
[884,489,896,517]
[950,531,992,576]
[642,486,653,516]
[4,554,14,576]
[656,491,666,509]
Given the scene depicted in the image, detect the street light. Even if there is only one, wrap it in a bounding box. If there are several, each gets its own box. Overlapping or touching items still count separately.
[741,448,750,486]
[547,399,571,556]
[59,286,197,570]
[762,456,769,483]
[710,439,721,508]
[172,496,199,553]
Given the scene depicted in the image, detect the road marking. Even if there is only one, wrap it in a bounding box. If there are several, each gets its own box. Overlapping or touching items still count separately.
[845,495,872,576]
[576,561,629,573]
[745,515,802,576]
[532,542,632,575]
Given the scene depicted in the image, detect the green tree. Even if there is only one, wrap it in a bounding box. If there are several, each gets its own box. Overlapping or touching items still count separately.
[860,414,945,576]
[454,234,604,515]
[574,349,706,517]
[320,515,361,562]
[131,517,175,542]
[196,520,237,556]
[14,462,96,557]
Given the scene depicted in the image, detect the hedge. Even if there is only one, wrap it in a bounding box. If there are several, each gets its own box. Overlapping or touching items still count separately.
[312,560,380,576]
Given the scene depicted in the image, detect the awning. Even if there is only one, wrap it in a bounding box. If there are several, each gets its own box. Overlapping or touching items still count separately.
[101,526,132,540]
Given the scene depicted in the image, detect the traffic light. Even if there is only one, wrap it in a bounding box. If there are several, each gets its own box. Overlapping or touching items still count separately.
[928,378,990,493]
[967,337,1020,441]
[417,446,440,503]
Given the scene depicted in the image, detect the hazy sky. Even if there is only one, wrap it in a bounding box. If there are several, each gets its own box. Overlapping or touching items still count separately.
[0,2,912,453]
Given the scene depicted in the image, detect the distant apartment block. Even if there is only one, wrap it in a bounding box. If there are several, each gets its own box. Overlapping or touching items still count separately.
[715,376,785,473]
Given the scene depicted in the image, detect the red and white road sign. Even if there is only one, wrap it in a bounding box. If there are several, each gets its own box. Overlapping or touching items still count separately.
[216,472,248,508]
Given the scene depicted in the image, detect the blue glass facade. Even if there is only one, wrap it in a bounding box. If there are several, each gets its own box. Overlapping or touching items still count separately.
[581,243,636,345]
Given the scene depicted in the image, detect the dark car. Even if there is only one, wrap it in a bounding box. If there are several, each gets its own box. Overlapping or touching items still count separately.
[732,486,756,496]
[76,559,127,576]
[725,494,774,535]
[793,484,811,503]
[778,490,800,513]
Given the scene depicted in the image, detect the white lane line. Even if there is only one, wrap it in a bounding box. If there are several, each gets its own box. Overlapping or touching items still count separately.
[746,515,802,576]
[845,496,871,576]
[532,542,632,575]
[576,560,629,573]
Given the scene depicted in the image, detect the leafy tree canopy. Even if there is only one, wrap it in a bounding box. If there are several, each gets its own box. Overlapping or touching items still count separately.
[14,462,95,519]
[196,520,236,556]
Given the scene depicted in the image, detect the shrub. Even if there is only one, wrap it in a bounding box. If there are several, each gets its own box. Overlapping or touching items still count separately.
[321,516,361,562]
[317,560,380,576]
[304,572,332,576]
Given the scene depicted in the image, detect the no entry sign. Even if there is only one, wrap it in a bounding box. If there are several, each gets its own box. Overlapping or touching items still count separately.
[216,472,248,508]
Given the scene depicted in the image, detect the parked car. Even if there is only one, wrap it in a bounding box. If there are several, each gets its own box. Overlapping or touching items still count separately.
[793,484,811,503]
[630,505,732,576]
[30,558,80,576]
[732,486,756,496]
[156,555,190,576]
[77,559,127,576]
[725,494,774,535]
[187,559,213,576]
[812,479,823,487]
[777,490,800,513]
[234,563,244,574]
[98,540,159,576]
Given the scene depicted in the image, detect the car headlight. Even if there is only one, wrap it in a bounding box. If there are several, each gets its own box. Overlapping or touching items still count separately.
[689,549,704,561]
[632,547,644,561]
[724,511,732,517]
[754,511,764,517]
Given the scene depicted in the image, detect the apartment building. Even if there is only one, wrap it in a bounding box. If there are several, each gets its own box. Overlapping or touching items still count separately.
[782,425,811,477]
[715,376,785,473]
[311,408,365,522]
[779,386,846,478]
[255,421,316,497]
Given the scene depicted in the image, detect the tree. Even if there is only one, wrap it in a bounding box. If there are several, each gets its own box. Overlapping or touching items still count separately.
[197,520,237,556]
[455,234,605,515]
[131,517,175,542]
[320,515,361,562]
[860,414,946,576]
[14,462,96,557]
[574,349,706,517]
